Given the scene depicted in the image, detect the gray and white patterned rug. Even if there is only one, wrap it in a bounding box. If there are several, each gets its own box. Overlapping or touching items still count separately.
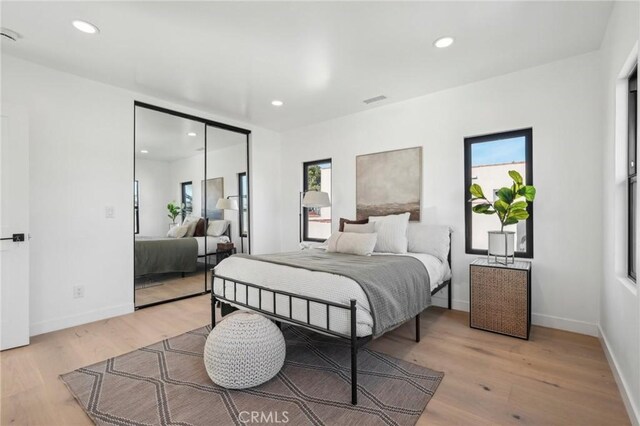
[61,324,443,426]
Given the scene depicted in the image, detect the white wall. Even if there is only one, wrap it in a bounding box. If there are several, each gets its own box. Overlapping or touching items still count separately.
[1,55,282,336]
[600,1,640,423]
[280,51,604,336]
[135,158,173,236]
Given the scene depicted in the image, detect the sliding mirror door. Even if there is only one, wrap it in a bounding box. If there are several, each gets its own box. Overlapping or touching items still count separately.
[204,125,250,291]
[134,106,207,307]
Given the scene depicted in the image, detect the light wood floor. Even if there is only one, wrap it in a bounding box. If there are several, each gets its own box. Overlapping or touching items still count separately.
[0,296,629,425]
[134,269,212,307]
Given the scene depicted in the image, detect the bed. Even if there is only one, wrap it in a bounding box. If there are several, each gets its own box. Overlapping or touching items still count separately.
[210,224,452,405]
[134,227,231,277]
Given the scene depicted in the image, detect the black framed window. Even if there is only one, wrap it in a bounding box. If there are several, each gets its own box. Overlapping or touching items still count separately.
[134,180,139,235]
[181,181,193,221]
[238,172,248,237]
[464,128,533,258]
[628,68,637,281]
[303,159,332,242]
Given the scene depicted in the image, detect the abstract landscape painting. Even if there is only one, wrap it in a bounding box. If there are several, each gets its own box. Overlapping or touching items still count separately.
[201,177,224,220]
[356,147,422,221]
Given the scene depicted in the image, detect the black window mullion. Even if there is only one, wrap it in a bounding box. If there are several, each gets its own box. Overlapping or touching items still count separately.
[628,68,637,281]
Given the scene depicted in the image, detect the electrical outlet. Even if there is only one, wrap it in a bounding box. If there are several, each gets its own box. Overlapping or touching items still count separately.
[105,206,115,219]
[73,285,85,299]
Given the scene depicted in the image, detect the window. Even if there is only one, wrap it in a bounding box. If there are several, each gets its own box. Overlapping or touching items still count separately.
[464,128,533,258]
[303,159,332,241]
[628,68,637,281]
[238,172,248,237]
[134,180,139,234]
[181,181,193,221]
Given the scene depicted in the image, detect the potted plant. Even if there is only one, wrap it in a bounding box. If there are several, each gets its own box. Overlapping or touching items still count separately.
[469,170,536,264]
[167,201,182,228]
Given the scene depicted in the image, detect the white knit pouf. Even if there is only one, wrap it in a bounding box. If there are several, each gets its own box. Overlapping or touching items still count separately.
[204,312,286,389]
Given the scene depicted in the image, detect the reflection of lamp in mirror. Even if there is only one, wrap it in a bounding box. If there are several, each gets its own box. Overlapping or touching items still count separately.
[299,191,331,242]
[216,196,244,253]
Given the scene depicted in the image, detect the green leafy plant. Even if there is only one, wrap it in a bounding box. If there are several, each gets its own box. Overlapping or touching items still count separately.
[469,170,536,232]
[167,201,182,224]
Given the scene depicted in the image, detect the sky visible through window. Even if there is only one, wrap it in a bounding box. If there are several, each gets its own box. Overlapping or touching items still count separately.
[472,137,526,167]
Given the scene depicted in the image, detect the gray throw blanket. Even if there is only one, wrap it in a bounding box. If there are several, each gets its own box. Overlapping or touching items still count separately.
[135,237,198,277]
[233,250,431,337]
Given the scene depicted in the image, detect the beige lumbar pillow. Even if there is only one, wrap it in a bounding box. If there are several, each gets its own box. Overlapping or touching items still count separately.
[167,224,188,238]
[343,222,376,233]
[326,231,377,256]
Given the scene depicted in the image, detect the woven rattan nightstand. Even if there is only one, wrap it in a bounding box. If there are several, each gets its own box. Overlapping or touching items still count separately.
[469,258,532,340]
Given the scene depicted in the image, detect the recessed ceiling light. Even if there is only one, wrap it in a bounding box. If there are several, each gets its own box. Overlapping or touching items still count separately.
[433,36,454,48]
[271,100,284,107]
[187,132,197,137]
[140,150,148,154]
[72,20,99,34]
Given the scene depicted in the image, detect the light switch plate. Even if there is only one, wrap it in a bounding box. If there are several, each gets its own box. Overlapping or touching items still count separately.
[105,206,115,219]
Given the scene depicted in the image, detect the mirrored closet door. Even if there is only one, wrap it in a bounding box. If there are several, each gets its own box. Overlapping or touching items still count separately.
[134,103,250,308]
[204,125,249,292]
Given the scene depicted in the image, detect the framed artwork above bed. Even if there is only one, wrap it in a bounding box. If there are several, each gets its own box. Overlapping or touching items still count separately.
[202,177,224,220]
[356,146,422,221]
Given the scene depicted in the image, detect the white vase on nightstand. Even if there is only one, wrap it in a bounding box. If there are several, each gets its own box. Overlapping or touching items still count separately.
[487,231,515,265]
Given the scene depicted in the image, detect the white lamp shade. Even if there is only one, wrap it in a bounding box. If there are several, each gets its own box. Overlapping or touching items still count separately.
[216,198,239,210]
[302,191,331,208]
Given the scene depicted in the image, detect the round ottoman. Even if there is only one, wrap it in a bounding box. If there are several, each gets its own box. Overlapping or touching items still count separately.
[204,312,286,389]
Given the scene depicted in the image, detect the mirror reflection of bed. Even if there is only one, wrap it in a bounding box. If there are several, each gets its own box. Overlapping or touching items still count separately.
[134,104,249,308]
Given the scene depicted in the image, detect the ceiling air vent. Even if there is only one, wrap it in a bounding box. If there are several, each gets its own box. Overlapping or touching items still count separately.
[363,95,387,105]
[1,28,21,42]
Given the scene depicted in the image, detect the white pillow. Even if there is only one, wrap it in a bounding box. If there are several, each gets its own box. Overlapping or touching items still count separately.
[167,224,188,238]
[182,216,201,237]
[326,232,377,256]
[343,222,376,233]
[369,212,410,254]
[407,223,451,262]
[207,220,229,237]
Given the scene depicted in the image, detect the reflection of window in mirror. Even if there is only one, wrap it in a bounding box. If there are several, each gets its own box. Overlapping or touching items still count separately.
[465,129,533,258]
[238,172,248,237]
[134,180,139,234]
[303,159,332,242]
[181,181,193,221]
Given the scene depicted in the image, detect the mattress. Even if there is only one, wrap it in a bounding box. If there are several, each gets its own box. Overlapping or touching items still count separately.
[194,236,224,256]
[213,252,450,337]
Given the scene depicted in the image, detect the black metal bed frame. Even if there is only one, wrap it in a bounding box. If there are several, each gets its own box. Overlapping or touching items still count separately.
[210,242,452,405]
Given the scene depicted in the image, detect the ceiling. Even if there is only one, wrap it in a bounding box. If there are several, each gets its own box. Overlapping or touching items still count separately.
[135,106,246,162]
[2,1,613,131]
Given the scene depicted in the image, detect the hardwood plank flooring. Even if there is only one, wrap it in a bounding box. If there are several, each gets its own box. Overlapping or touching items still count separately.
[0,296,629,425]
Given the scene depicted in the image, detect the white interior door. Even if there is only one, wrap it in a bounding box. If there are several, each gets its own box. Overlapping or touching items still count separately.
[0,104,30,350]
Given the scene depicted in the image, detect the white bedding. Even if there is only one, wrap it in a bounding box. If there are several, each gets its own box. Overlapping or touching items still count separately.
[194,236,224,256]
[213,252,451,337]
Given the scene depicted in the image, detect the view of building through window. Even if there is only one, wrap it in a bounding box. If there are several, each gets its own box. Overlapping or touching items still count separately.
[181,181,193,221]
[304,160,332,241]
[468,134,531,254]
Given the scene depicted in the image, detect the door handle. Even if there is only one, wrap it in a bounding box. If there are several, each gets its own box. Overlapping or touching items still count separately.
[0,233,25,242]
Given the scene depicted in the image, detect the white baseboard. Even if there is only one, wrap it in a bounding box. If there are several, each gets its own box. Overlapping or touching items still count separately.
[531,313,599,336]
[599,325,640,426]
[431,295,598,336]
[30,303,134,336]
[431,295,469,311]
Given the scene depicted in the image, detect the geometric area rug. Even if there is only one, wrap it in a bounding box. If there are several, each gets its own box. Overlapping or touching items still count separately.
[61,324,444,426]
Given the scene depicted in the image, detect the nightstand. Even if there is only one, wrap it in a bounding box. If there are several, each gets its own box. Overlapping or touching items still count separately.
[215,247,236,264]
[469,258,532,340]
